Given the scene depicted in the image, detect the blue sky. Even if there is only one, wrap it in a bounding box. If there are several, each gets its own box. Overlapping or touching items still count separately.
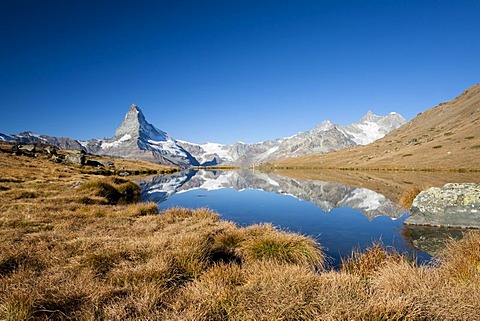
[1,0,479,144]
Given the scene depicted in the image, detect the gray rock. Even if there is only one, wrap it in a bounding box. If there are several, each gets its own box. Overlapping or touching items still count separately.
[405,183,480,228]
[65,154,86,165]
[18,144,36,152]
[45,146,57,155]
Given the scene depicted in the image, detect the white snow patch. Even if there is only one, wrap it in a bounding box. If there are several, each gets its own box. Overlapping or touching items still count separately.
[147,138,184,156]
[351,188,384,212]
[200,142,233,161]
[78,141,89,148]
[345,122,383,145]
[101,134,132,148]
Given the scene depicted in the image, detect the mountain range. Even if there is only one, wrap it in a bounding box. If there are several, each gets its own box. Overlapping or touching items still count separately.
[276,83,480,170]
[0,104,405,168]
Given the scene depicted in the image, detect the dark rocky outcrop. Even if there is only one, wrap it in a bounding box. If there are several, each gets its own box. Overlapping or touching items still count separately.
[405,183,480,228]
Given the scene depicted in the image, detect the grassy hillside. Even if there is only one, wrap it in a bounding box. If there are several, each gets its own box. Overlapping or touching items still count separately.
[1,144,480,319]
[276,83,480,170]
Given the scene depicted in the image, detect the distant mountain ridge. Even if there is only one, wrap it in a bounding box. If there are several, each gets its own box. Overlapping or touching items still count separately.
[178,110,405,166]
[275,83,480,170]
[0,104,406,167]
[0,131,85,150]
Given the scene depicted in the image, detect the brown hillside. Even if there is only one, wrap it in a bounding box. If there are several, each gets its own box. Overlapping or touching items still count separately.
[276,83,480,170]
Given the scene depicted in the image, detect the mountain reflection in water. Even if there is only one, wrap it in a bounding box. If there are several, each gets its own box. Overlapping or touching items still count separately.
[139,170,430,265]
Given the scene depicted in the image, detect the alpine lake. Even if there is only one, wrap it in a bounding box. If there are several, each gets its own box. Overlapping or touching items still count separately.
[138,169,480,266]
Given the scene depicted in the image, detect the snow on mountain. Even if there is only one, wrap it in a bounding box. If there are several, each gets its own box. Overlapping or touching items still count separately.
[341,110,406,145]
[2,104,405,168]
[2,131,86,150]
[177,140,234,166]
[83,104,198,167]
[225,111,405,165]
[312,120,335,132]
[0,133,16,141]
[100,134,132,149]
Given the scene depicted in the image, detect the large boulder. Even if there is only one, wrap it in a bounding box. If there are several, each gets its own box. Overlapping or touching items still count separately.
[65,153,86,165]
[405,183,480,228]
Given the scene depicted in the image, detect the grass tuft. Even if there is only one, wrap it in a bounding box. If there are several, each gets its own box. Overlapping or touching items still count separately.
[160,207,219,223]
[341,243,406,279]
[2,294,34,321]
[241,224,325,269]
[438,231,480,282]
[14,191,36,199]
[399,185,424,209]
[80,178,140,205]
[0,252,45,277]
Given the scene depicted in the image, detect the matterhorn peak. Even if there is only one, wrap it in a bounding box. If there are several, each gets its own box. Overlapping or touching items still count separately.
[114,104,155,139]
[94,104,196,167]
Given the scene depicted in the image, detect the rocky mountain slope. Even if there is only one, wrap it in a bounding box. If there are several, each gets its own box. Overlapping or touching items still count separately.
[80,104,198,167]
[0,131,85,150]
[1,104,405,168]
[276,83,480,170]
[178,111,405,166]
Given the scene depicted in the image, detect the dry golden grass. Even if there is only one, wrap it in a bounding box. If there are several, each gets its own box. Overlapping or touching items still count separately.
[399,185,426,209]
[2,151,480,320]
[437,231,480,282]
[241,223,325,269]
[341,243,405,279]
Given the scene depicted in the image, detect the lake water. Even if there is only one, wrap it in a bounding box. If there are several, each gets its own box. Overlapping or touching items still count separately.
[139,169,432,266]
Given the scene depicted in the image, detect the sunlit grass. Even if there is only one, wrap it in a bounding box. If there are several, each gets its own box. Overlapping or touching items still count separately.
[2,151,480,320]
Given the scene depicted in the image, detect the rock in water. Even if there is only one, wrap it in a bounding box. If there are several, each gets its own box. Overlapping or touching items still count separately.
[405,183,480,228]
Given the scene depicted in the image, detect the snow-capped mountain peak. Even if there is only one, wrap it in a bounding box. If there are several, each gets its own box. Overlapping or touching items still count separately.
[360,110,381,122]
[2,103,406,168]
[313,120,335,132]
[342,111,406,145]
[114,104,168,142]
[82,104,198,167]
